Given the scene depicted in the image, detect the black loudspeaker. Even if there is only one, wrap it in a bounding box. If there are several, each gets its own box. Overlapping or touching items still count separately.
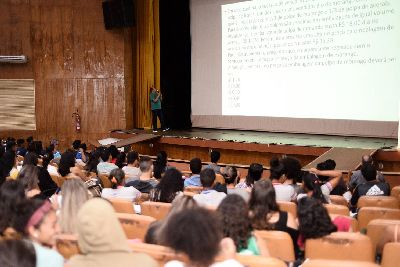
[102,0,135,30]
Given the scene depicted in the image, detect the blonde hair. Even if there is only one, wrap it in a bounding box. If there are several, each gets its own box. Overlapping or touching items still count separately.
[60,179,89,234]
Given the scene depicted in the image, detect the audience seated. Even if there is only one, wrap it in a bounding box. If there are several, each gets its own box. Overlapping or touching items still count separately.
[159,207,243,267]
[281,157,303,194]
[153,151,168,180]
[96,148,118,175]
[224,166,250,202]
[16,138,27,157]
[270,157,296,202]
[184,157,202,187]
[122,151,141,183]
[150,168,184,203]
[101,168,141,202]
[14,199,64,267]
[349,155,385,191]
[308,167,342,203]
[297,172,329,203]
[37,151,58,198]
[205,150,224,174]
[193,169,226,207]
[17,165,42,199]
[351,164,390,208]
[217,194,267,256]
[249,180,298,255]
[236,163,263,189]
[68,198,157,267]
[126,156,158,193]
[0,239,36,267]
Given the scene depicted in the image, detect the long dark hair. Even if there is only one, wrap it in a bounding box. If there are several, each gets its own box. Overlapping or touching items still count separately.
[153,168,183,203]
[249,180,280,230]
[217,194,252,251]
[0,180,26,234]
[58,151,75,177]
[297,197,337,240]
[269,157,285,180]
[153,151,168,179]
[302,172,327,204]
[245,163,263,186]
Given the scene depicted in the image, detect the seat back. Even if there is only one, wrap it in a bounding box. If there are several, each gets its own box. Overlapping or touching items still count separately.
[358,207,400,231]
[235,255,286,267]
[381,242,400,267]
[99,174,112,188]
[215,173,225,185]
[117,213,156,240]
[55,234,80,259]
[324,204,350,216]
[366,219,400,252]
[128,242,181,266]
[391,186,400,201]
[109,199,135,214]
[305,232,374,262]
[184,186,203,194]
[302,259,380,267]
[277,201,297,219]
[254,230,295,262]
[329,195,349,207]
[140,201,172,220]
[358,196,399,209]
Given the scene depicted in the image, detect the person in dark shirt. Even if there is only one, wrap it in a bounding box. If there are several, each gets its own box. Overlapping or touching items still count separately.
[350,164,390,208]
[16,139,27,157]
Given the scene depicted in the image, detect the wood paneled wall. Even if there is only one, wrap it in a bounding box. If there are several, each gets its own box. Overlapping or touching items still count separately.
[0,0,137,148]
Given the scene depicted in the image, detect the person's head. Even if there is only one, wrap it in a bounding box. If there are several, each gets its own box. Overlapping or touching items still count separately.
[14,199,59,247]
[297,197,337,241]
[269,157,284,180]
[58,151,76,177]
[302,172,327,203]
[224,166,238,185]
[16,138,25,147]
[115,152,126,169]
[108,145,119,160]
[155,168,184,203]
[34,141,43,156]
[0,180,26,233]
[316,159,336,182]
[246,163,263,186]
[60,179,90,234]
[248,180,280,230]
[217,194,252,252]
[210,150,221,163]
[0,239,36,267]
[189,157,202,175]
[100,147,112,163]
[282,156,302,181]
[6,141,16,152]
[139,156,153,174]
[200,168,216,188]
[361,155,373,165]
[159,207,222,266]
[26,136,33,144]
[109,168,126,188]
[1,147,16,171]
[126,151,139,165]
[26,142,36,153]
[75,198,131,254]
[72,140,81,150]
[361,163,377,182]
[156,151,168,166]
[79,143,87,152]
[17,165,39,192]
[85,149,101,173]
[41,151,54,169]
[151,87,157,93]
[22,152,38,166]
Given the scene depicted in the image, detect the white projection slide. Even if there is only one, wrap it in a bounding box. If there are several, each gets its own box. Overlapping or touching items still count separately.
[221,0,400,121]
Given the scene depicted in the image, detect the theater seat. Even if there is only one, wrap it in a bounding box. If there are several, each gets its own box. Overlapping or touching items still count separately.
[254,230,295,262]
[305,232,374,262]
[357,196,399,209]
[215,173,225,185]
[55,234,80,259]
[235,255,287,267]
[184,186,203,194]
[98,174,112,188]
[391,186,400,201]
[302,259,380,267]
[329,195,349,207]
[358,207,400,231]
[109,199,135,214]
[117,213,156,240]
[381,242,400,267]
[324,204,350,216]
[140,201,172,220]
[366,219,400,253]
[128,242,181,266]
[277,201,297,219]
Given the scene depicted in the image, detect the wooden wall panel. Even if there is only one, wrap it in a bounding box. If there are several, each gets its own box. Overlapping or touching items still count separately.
[0,0,134,148]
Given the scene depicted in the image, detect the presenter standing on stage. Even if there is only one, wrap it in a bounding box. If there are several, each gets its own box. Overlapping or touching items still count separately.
[150,87,168,132]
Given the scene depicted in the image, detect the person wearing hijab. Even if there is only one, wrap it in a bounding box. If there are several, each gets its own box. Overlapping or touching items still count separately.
[68,198,157,267]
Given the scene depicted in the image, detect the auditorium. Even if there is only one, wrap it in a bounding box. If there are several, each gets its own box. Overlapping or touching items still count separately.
[0,0,399,266]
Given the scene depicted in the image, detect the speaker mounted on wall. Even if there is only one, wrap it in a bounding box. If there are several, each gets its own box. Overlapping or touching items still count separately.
[102,0,135,30]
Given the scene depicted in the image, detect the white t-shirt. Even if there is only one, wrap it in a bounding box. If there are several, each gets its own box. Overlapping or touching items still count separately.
[122,166,141,183]
[101,186,141,202]
[193,190,226,207]
[97,162,118,174]
[273,183,296,202]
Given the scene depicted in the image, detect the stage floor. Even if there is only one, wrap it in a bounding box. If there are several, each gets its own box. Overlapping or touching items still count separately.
[117,128,397,150]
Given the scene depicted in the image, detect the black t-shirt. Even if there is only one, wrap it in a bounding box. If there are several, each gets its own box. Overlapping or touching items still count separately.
[350,181,390,207]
